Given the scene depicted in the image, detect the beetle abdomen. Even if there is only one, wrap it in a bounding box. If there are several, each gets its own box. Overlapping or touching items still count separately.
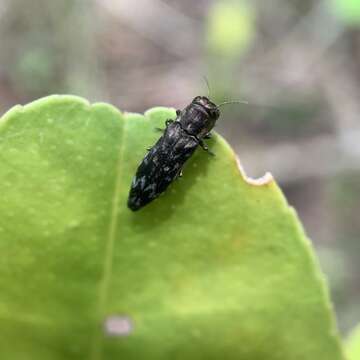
[127,122,198,211]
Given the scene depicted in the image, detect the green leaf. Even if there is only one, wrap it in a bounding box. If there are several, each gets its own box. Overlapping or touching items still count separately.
[346,324,360,359]
[206,1,255,58]
[332,0,360,25]
[0,96,344,359]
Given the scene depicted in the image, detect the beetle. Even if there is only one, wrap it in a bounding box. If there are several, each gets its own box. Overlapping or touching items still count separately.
[127,96,221,211]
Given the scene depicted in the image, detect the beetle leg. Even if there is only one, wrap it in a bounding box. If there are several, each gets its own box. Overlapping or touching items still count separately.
[199,139,215,156]
[176,169,183,179]
[155,119,174,132]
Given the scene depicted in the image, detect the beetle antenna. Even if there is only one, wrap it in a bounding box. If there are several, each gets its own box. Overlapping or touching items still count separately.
[202,76,211,98]
[217,100,249,107]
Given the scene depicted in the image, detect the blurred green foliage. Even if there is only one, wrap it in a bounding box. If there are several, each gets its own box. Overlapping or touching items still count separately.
[332,0,360,25]
[207,1,255,58]
[14,47,55,93]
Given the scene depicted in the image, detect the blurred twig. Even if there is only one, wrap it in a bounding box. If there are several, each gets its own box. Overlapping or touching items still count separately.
[240,0,346,103]
[63,0,107,101]
[97,0,200,58]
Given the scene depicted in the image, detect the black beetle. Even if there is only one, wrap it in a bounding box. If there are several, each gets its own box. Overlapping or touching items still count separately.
[127,96,220,211]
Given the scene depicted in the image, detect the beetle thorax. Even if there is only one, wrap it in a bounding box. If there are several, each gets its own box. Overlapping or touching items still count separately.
[178,96,220,139]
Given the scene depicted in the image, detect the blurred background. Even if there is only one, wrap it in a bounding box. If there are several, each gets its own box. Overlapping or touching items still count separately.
[0,0,359,334]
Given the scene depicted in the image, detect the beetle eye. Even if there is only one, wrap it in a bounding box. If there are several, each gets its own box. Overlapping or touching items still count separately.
[193,96,202,102]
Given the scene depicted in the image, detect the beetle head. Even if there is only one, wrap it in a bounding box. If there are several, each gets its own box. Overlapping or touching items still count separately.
[192,96,220,120]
